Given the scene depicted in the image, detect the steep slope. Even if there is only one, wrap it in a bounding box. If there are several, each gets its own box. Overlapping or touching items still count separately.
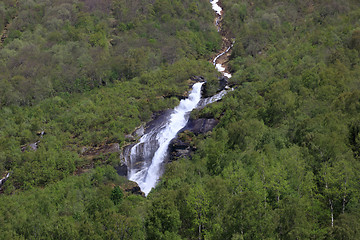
[145,0,360,239]
[0,0,360,239]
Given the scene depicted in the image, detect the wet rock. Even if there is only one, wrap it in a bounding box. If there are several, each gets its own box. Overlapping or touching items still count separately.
[201,75,229,98]
[118,145,133,177]
[120,111,172,179]
[145,110,173,134]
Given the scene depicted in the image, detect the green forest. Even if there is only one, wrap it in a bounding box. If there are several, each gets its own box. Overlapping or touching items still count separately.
[1,0,360,239]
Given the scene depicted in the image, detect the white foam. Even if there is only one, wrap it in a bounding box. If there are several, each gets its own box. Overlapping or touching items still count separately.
[211,0,222,15]
[216,63,225,72]
[224,72,232,78]
[129,83,205,195]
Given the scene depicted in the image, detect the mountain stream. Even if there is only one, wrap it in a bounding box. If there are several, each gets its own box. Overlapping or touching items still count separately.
[126,0,233,195]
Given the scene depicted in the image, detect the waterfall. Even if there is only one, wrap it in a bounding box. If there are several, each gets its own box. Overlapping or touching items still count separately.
[126,0,234,196]
[128,82,205,195]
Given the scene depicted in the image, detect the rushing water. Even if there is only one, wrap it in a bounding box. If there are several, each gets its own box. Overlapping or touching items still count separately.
[128,82,204,195]
[126,0,233,196]
[210,0,233,78]
[210,0,222,15]
[0,173,10,188]
[213,43,234,78]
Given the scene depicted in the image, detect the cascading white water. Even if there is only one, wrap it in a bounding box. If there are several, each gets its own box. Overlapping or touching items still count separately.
[211,0,222,15]
[213,43,234,78]
[210,0,234,78]
[128,82,205,195]
[126,0,234,196]
[0,173,10,188]
[198,89,229,108]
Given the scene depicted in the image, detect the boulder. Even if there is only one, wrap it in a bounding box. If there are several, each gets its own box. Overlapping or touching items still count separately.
[169,138,195,161]
[185,118,219,135]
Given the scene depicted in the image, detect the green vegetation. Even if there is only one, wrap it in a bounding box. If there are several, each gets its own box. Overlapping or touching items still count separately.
[0,166,147,239]
[0,58,217,192]
[146,0,360,239]
[1,0,360,239]
[0,0,220,106]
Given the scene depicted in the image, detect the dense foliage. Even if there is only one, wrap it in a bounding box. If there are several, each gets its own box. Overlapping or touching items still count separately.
[147,0,360,239]
[0,58,217,192]
[0,0,220,106]
[1,0,360,239]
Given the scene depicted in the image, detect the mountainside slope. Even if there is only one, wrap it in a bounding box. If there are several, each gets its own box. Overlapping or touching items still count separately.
[0,0,360,239]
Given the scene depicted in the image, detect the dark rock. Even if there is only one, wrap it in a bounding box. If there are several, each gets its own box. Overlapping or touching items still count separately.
[145,109,173,134]
[133,125,145,138]
[201,76,229,98]
[219,76,228,91]
[36,131,46,137]
[169,138,194,161]
[168,118,219,162]
[124,181,145,197]
[184,118,219,135]
[115,163,128,176]
[120,110,173,179]
[119,142,136,179]
[118,144,133,177]
[191,76,205,82]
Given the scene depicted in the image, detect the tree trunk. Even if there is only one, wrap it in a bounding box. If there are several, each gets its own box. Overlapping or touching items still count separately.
[329,199,334,228]
[198,212,202,240]
[343,179,347,214]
